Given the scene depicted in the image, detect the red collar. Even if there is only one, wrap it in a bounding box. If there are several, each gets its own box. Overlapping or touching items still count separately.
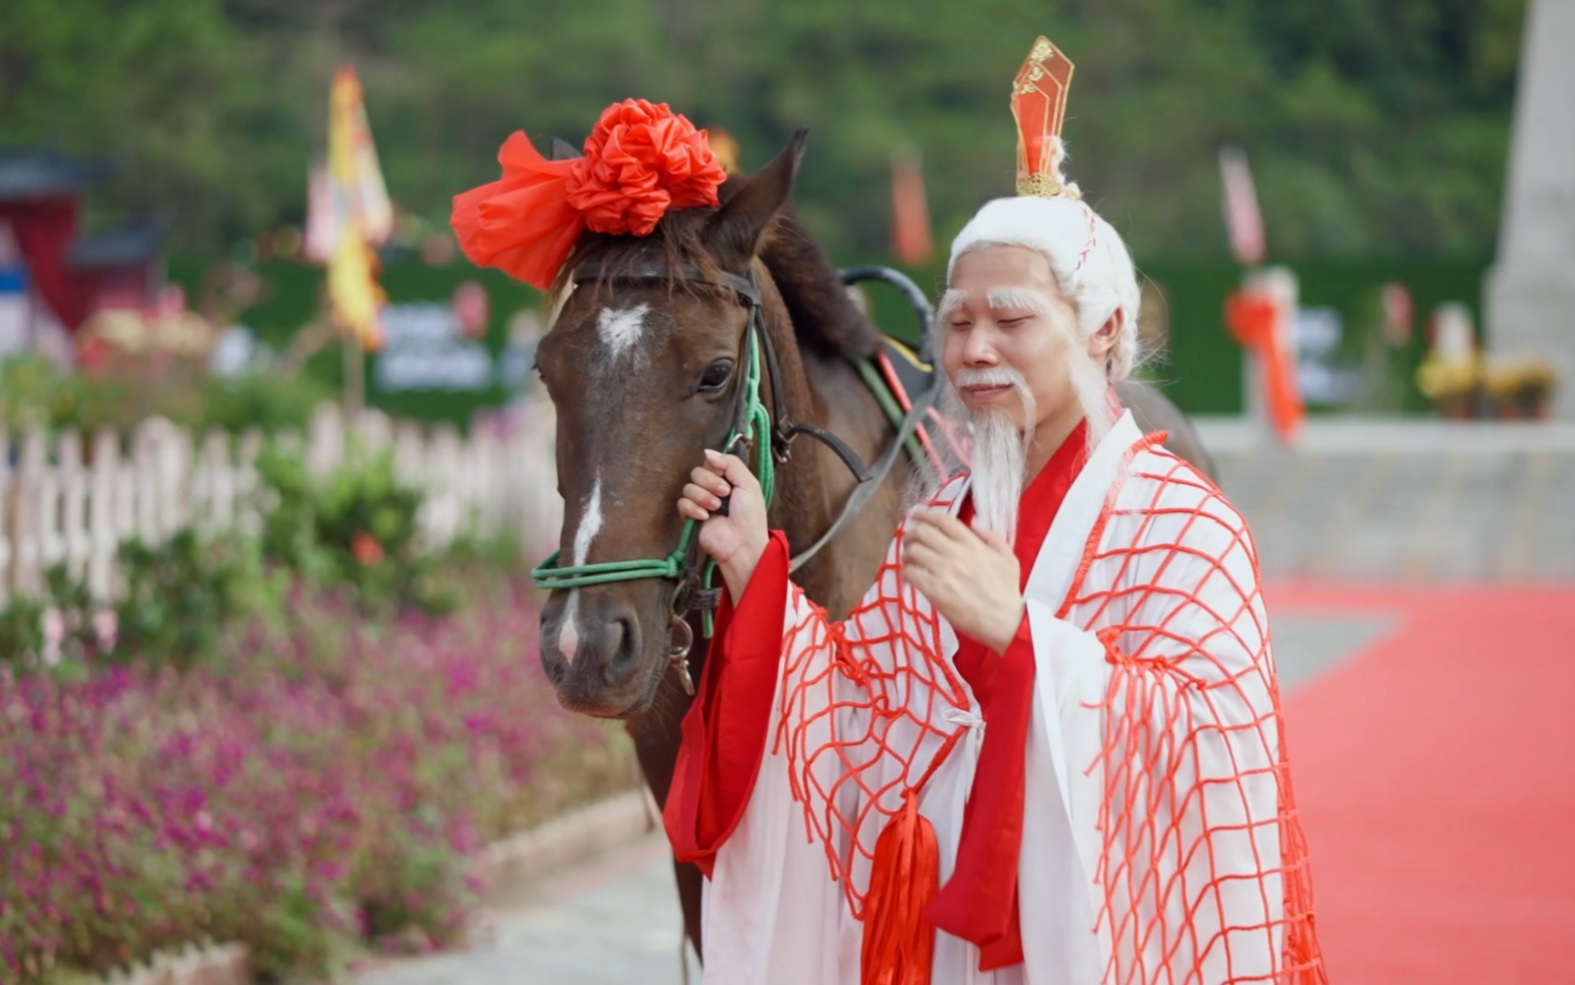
[928,418,1090,969]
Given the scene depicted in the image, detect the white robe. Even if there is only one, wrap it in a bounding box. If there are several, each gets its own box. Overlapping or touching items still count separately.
[697,411,1315,985]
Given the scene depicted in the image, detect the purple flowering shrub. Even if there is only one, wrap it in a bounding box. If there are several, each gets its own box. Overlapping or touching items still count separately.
[0,578,633,983]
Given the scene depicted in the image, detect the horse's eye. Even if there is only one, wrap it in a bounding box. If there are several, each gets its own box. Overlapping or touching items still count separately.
[697,360,734,393]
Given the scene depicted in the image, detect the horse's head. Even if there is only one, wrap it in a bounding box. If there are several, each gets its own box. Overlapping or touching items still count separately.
[535,132,806,718]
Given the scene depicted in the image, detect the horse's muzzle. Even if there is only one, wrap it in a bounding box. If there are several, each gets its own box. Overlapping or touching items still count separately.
[539,593,660,718]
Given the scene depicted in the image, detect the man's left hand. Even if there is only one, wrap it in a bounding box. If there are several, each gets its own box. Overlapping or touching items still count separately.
[901,509,1024,654]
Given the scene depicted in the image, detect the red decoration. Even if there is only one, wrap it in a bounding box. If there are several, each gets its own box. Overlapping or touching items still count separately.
[569,98,727,237]
[450,99,726,290]
[1225,290,1305,442]
[1010,37,1076,196]
[450,133,581,291]
[1,198,91,330]
[350,532,384,566]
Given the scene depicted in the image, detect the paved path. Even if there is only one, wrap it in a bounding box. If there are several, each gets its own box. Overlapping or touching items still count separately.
[353,612,1388,985]
[356,833,693,985]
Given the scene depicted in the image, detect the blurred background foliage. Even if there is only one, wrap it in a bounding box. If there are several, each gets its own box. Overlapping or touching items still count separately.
[0,0,1526,261]
[0,351,332,434]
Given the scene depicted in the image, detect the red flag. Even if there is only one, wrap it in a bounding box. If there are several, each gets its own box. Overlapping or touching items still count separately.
[891,151,933,266]
[1225,284,1304,444]
[1218,144,1265,266]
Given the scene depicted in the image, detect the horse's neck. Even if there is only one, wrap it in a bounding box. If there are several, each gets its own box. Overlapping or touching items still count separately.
[754,273,883,614]
[746,263,844,567]
[758,282,833,559]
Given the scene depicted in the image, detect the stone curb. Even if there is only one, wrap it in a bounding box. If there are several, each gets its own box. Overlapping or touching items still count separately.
[469,788,660,904]
[98,943,250,985]
[1192,415,1575,454]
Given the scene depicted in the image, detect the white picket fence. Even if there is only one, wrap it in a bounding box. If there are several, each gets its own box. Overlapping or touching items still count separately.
[0,401,564,607]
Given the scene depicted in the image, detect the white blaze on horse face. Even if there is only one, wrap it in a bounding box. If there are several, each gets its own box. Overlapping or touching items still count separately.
[597,304,650,363]
[557,477,605,663]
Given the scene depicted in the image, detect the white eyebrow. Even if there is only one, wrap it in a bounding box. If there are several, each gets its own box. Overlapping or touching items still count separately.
[937,287,1054,322]
[937,289,968,322]
[984,288,1054,315]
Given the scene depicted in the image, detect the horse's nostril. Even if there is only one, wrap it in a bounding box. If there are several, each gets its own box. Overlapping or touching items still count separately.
[540,636,568,684]
[601,614,643,686]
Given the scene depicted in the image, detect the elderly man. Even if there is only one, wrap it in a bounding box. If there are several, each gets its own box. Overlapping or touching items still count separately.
[665,38,1325,985]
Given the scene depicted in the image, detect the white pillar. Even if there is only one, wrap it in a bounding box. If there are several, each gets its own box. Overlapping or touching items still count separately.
[1485,0,1575,418]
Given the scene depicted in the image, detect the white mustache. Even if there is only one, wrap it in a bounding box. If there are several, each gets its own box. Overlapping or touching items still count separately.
[953,366,1029,390]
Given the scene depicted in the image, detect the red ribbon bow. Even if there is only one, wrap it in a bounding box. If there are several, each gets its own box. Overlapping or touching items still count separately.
[450,99,728,290]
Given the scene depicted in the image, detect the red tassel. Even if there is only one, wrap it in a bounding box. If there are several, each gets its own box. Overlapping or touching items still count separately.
[860,790,939,985]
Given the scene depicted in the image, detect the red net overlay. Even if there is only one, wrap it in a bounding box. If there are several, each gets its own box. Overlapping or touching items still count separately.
[771,436,1324,983]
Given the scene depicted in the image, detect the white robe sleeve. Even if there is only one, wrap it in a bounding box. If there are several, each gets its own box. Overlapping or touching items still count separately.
[701,478,974,984]
[701,533,910,984]
[702,609,854,984]
[1019,473,1296,984]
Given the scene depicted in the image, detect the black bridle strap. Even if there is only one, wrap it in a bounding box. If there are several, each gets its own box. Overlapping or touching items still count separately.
[574,262,762,306]
[575,261,769,465]
[568,258,907,582]
[787,382,937,575]
[572,260,873,482]
[779,422,873,483]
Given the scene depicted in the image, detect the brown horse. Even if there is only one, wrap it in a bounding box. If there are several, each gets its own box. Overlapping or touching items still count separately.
[531,132,1215,960]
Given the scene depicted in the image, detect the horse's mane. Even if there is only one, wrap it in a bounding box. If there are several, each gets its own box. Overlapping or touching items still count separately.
[757,210,881,360]
[555,185,881,362]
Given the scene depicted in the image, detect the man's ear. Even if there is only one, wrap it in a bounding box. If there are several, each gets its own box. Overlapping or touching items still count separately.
[1088,307,1124,361]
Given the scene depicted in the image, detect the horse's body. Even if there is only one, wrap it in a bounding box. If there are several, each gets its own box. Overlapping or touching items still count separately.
[530,133,1215,962]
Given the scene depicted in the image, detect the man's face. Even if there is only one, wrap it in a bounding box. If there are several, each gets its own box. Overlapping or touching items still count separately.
[940,245,1082,436]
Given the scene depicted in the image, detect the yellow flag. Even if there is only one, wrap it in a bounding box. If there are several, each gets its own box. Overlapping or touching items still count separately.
[320,65,390,350]
[328,217,385,351]
[708,127,741,174]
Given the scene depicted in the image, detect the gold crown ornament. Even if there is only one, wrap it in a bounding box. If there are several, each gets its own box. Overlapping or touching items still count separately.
[1011,36,1079,199]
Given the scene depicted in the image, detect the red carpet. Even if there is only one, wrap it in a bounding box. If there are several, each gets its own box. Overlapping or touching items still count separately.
[1268,584,1575,983]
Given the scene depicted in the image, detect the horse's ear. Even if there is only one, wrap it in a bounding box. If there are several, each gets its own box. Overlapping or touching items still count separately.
[705,128,807,269]
[549,137,582,161]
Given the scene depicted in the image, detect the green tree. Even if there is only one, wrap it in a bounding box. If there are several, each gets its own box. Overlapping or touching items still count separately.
[0,0,1528,258]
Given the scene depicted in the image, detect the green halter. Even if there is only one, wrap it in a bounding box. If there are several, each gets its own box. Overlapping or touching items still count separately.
[530,326,775,592]
[531,265,779,619]
[530,262,938,692]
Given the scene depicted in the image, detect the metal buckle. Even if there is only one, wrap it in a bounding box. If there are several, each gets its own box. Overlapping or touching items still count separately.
[667,599,696,696]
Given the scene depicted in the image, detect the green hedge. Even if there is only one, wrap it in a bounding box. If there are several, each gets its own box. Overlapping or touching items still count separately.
[173,253,1491,421]
[168,258,544,428]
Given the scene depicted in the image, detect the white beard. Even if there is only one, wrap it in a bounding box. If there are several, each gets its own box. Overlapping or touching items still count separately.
[910,346,1113,544]
[954,367,1036,548]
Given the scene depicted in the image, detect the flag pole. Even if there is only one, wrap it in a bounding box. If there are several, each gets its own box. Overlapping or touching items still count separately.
[342,332,364,417]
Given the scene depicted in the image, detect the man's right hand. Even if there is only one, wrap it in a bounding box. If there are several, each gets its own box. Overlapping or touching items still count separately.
[678,449,769,603]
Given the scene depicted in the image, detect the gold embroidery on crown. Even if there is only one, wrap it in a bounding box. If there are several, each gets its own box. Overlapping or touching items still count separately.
[1016,172,1080,199]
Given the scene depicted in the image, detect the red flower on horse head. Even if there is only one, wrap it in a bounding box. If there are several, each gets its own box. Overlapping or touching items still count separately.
[570,99,728,237]
[450,99,727,290]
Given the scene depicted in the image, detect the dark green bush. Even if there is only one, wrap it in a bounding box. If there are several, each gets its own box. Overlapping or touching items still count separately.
[255,444,458,614]
[111,530,285,672]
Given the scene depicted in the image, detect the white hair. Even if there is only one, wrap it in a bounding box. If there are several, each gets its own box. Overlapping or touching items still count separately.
[945,141,1143,383]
